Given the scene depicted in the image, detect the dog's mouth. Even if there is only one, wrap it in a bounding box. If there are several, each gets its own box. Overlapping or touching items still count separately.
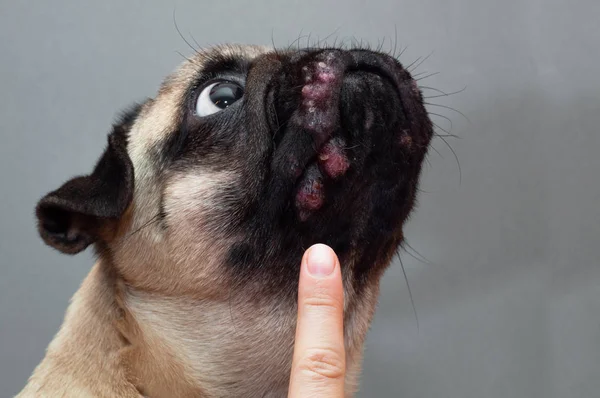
[293,137,350,220]
[264,49,426,222]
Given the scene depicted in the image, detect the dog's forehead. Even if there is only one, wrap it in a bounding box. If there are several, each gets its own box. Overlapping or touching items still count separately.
[162,44,271,90]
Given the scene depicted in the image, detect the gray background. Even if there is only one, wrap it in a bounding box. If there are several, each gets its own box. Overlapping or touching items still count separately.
[1,0,598,397]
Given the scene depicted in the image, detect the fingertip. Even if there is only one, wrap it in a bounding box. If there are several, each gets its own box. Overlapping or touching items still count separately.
[305,244,337,277]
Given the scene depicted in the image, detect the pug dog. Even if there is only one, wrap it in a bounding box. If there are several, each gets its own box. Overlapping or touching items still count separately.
[17,44,433,397]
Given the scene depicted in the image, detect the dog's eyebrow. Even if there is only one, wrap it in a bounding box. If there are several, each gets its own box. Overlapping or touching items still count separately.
[201,54,251,77]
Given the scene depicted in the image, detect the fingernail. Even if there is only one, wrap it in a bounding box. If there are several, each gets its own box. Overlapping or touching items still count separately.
[306,244,335,277]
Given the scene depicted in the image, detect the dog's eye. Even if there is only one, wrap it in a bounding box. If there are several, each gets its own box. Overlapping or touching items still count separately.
[196,81,244,117]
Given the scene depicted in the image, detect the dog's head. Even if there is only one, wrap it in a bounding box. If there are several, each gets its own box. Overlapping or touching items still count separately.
[36,43,432,304]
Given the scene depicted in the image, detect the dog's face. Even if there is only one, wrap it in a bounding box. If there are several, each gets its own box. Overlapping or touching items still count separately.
[37,42,431,308]
[34,43,433,396]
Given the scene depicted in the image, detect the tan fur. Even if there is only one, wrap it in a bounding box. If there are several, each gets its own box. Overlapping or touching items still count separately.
[17,263,141,398]
[18,44,383,398]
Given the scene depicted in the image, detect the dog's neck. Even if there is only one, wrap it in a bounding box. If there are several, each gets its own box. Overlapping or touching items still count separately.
[117,280,298,397]
[117,271,379,397]
[21,259,380,397]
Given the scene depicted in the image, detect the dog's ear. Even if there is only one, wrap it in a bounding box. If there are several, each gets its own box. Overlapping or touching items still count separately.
[35,104,144,254]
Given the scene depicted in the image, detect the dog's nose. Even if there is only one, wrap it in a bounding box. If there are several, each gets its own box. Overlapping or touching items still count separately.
[286,49,403,146]
[346,49,409,78]
[287,48,405,78]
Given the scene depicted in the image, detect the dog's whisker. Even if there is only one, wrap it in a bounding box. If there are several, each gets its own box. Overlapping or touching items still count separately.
[272,103,280,129]
[434,134,462,185]
[270,28,279,56]
[376,37,385,53]
[433,125,462,146]
[383,36,391,54]
[415,71,441,81]
[343,144,363,150]
[122,213,162,242]
[270,102,281,140]
[351,137,370,151]
[316,27,340,49]
[408,51,434,74]
[189,31,202,52]
[419,85,449,96]
[432,122,452,136]
[423,85,467,99]
[398,45,409,61]
[428,143,444,159]
[412,70,434,78]
[397,249,419,331]
[424,153,433,168]
[392,25,399,59]
[383,35,392,57]
[428,112,454,131]
[425,102,470,123]
[172,8,200,55]
[405,56,423,72]
[175,51,201,67]
[271,113,294,142]
[227,282,239,332]
[338,37,346,50]
[347,36,355,49]
[403,240,433,265]
[287,29,305,52]
[306,32,313,48]
[388,35,397,58]
[288,83,309,91]
[432,120,461,139]
[431,113,457,136]
[434,132,460,139]
[287,29,302,51]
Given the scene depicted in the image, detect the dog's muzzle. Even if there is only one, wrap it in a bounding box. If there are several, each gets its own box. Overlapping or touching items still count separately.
[262,49,421,221]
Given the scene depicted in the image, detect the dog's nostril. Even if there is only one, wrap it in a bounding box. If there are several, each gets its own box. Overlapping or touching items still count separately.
[341,70,396,100]
[346,61,384,76]
[338,68,403,139]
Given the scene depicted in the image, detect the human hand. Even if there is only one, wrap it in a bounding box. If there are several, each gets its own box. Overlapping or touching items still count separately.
[288,244,346,398]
